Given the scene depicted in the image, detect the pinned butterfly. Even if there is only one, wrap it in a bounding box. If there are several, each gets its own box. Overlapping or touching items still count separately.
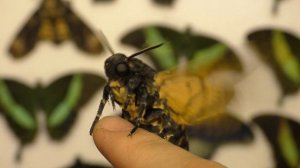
[0,73,105,160]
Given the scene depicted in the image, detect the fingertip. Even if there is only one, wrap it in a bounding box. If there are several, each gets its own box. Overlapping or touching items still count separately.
[92,116,226,168]
[93,116,133,133]
[92,116,133,147]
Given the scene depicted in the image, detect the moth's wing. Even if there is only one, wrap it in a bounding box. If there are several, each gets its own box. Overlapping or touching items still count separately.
[155,69,235,125]
[188,113,253,142]
[8,9,41,58]
[247,29,300,98]
[253,114,300,168]
[38,73,106,139]
[185,33,243,77]
[121,25,183,70]
[0,79,37,144]
[66,158,111,168]
[188,113,253,158]
[63,2,104,54]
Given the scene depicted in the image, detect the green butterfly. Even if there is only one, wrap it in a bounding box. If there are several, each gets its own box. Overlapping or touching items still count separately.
[247,28,300,99]
[253,114,300,168]
[121,25,253,158]
[0,72,105,159]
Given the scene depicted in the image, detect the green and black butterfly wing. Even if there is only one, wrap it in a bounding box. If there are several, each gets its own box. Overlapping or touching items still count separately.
[121,26,182,70]
[0,79,38,144]
[253,114,300,168]
[8,0,103,58]
[121,25,243,74]
[247,29,300,99]
[38,73,105,139]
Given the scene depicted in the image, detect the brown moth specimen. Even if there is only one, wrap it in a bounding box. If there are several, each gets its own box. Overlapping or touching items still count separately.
[9,0,103,58]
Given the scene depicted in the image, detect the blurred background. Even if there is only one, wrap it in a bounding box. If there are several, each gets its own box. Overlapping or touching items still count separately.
[0,0,300,167]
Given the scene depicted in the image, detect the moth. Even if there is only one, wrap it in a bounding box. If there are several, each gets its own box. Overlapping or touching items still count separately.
[121,25,253,157]
[0,73,105,159]
[90,42,189,149]
[253,114,300,168]
[89,27,253,154]
[8,0,103,58]
[247,28,300,100]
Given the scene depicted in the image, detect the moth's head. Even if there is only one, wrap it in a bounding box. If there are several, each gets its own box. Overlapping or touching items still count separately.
[104,43,163,80]
[104,53,132,80]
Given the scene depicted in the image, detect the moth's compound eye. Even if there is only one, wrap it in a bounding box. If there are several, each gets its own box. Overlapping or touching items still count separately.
[116,63,129,75]
[105,62,109,68]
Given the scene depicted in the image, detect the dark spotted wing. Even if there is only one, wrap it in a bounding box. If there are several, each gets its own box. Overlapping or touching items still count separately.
[8,0,103,58]
[63,1,104,54]
[8,9,41,58]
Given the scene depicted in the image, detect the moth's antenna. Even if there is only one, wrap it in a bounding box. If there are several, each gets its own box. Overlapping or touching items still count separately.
[128,43,163,59]
[98,30,115,55]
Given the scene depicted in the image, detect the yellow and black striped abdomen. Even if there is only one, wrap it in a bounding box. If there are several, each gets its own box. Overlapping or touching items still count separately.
[109,79,189,149]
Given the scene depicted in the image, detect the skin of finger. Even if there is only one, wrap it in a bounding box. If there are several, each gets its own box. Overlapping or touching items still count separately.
[93,116,225,168]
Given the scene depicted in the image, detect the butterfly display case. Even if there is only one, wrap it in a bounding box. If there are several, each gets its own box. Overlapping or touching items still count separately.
[0,0,300,168]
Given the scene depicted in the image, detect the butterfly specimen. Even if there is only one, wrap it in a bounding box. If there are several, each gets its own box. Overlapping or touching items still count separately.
[247,28,300,100]
[152,0,176,6]
[92,0,175,5]
[120,25,253,157]
[253,114,300,168]
[93,0,115,3]
[89,25,253,156]
[0,72,105,159]
[65,158,111,168]
[8,0,104,58]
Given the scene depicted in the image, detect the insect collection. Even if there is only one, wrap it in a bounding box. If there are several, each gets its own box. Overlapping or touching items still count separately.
[0,0,299,168]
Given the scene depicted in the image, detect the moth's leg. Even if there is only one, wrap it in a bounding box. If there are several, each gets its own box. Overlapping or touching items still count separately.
[109,92,116,111]
[129,84,148,136]
[124,76,141,109]
[89,84,110,135]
